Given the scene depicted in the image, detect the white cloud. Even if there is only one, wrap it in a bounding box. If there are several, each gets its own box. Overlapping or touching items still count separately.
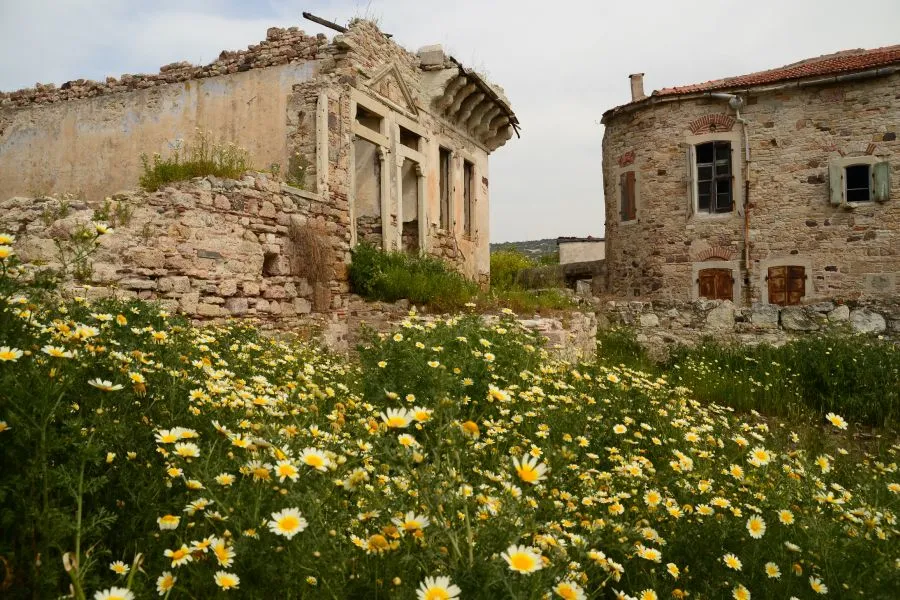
[2,0,899,241]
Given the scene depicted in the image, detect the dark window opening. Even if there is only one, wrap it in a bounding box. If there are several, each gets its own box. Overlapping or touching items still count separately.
[439,147,451,230]
[696,141,733,213]
[463,160,474,237]
[399,126,421,151]
[355,105,382,134]
[620,170,636,221]
[767,265,806,306]
[845,164,871,202]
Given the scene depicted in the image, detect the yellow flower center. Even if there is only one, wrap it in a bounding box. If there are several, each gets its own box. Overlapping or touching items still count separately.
[172,548,188,560]
[517,466,538,483]
[305,455,325,468]
[279,515,301,532]
[557,585,578,600]
[509,552,535,572]
[387,417,408,428]
[424,589,450,600]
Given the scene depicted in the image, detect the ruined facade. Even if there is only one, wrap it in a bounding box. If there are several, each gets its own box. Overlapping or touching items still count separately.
[601,46,900,307]
[0,19,518,283]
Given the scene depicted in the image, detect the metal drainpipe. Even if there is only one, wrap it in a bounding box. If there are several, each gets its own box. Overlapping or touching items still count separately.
[709,93,752,305]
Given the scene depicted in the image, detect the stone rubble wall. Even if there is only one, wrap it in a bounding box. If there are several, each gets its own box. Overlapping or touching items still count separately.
[0,27,329,108]
[343,296,598,361]
[599,297,899,359]
[0,174,350,325]
[602,73,900,303]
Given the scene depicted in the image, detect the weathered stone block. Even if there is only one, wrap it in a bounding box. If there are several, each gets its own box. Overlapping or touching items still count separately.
[781,307,819,331]
[705,302,735,331]
[849,309,886,333]
[225,297,249,315]
[129,247,165,269]
[243,281,261,296]
[218,279,238,297]
[197,302,226,317]
[119,278,157,291]
[750,304,779,328]
[827,305,850,322]
[639,313,660,327]
[179,292,199,314]
[158,276,191,293]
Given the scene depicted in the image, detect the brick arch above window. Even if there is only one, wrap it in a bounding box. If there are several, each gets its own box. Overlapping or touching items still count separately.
[688,114,736,135]
[693,245,736,262]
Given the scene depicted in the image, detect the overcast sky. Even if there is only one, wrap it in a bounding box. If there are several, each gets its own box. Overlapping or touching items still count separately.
[2,0,899,242]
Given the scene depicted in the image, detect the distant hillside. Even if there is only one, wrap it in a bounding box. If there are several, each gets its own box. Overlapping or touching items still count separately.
[490,238,558,259]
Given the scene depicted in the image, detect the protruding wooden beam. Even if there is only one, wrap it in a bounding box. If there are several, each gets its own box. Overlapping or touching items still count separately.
[302,12,347,33]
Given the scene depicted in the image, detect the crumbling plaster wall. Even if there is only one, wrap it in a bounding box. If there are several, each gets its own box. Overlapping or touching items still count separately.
[0,25,329,201]
[602,73,900,305]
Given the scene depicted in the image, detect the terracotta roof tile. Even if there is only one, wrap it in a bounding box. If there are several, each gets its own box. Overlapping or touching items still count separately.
[655,45,900,97]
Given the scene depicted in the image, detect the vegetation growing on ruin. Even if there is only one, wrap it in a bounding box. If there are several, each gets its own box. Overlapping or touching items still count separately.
[350,244,575,313]
[597,327,900,429]
[0,240,897,599]
[139,129,252,192]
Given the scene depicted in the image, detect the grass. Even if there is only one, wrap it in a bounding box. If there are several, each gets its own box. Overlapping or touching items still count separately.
[139,129,251,192]
[349,244,578,314]
[1,245,897,598]
[597,326,900,429]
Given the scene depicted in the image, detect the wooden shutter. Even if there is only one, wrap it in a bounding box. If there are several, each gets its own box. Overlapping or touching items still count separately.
[699,268,733,301]
[623,171,636,220]
[787,266,806,305]
[873,161,890,203]
[828,160,844,206]
[686,146,696,217]
[767,266,787,305]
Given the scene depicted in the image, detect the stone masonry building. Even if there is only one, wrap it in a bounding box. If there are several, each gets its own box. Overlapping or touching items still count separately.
[601,46,899,307]
[0,18,518,284]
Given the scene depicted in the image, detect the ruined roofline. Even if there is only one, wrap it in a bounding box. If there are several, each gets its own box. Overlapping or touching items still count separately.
[0,25,332,108]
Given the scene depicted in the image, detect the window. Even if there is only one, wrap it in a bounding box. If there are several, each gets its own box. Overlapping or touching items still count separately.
[695,141,733,213]
[829,158,891,205]
[767,266,805,306]
[439,148,451,230]
[698,268,733,301]
[463,160,474,237]
[399,126,421,151]
[845,164,871,202]
[355,105,383,134]
[620,170,636,222]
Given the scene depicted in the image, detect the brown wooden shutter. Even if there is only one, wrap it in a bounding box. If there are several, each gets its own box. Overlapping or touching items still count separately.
[698,268,733,301]
[626,171,636,220]
[768,266,787,306]
[787,266,806,305]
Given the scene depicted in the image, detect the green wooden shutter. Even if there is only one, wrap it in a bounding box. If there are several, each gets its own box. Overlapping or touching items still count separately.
[687,146,696,217]
[873,161,890,203]
[828,161,844,206]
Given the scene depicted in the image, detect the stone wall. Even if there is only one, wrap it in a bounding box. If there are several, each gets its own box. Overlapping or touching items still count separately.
[602,73,900,305]
[0,174,349,324]
[600,297,899,358]
[345,297,598,360]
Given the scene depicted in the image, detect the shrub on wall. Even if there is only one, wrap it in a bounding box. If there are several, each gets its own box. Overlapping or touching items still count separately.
[348,243,478,311]
[139,129,251,191]
[489,250,535,290]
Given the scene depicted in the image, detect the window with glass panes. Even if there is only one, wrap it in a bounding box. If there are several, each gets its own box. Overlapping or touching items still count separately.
[696,141,733,214]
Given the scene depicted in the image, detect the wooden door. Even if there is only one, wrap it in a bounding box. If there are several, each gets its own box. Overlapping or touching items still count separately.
[768,266,805,305]
[698,268,733,301]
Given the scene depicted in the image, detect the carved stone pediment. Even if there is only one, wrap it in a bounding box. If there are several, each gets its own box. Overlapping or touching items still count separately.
[365,63,419,117]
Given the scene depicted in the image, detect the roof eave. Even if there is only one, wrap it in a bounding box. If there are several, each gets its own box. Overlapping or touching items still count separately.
[601,63,900,124]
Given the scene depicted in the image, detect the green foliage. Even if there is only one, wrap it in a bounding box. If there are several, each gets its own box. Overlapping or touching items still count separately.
[139,129,251,192]
[349,243,478,311]
[597,327,900,429]
[489,250,535,290]
[0,252,898,598]
[665,334,900,428]
[92,197,133,228]
[286,151,312,190]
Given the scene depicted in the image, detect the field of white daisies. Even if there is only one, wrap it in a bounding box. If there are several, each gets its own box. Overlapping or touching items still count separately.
[0,238,898,600]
